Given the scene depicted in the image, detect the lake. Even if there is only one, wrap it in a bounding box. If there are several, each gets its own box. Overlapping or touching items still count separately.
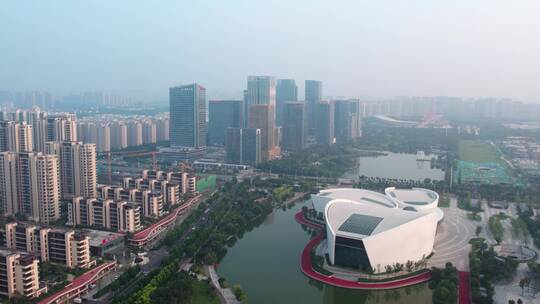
[343,152,444,181]
[217,201,432,304]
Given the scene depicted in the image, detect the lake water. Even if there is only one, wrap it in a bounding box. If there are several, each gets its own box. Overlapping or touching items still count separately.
[217,201,432,304]
[343,152,445,181]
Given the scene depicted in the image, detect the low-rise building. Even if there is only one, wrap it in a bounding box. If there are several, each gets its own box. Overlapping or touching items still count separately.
[68,198,142,233]
[3,222,91,269]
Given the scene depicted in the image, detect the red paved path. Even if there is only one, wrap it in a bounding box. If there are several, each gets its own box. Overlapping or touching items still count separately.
[38,261,116,304]
[294,211,432,290]
[458,271,471,304]
[132,195,201,241]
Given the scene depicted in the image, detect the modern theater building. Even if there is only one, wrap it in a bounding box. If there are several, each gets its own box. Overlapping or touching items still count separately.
[311,187,443,273]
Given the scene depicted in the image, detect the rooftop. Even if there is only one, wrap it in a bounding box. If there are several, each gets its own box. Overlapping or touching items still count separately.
[316,188,398,209]
[385,187,438,206]
[326,200,430,239]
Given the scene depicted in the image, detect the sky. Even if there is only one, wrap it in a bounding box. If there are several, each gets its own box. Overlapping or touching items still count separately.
[1,1,540,102]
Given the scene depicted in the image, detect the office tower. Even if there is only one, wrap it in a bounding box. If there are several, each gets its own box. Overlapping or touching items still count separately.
[225,127,261,165]
[305,80,323,104]
[0,121,33,152]
[45,141,97,199]
[169,84,207,148]
[246,76,276,124]
[276,79,298,126]
[47,113,77,142]
[249,104,279,161]
[208,100,243,146]
[334,100,362,143]
[242,90,249,128]
[127,120,143,147]
[110,122,128,149]
[313,101,335,145]
[305,80,323,133]
[142,120,157,144]
[0,249,42,299]
[282,102,306,151]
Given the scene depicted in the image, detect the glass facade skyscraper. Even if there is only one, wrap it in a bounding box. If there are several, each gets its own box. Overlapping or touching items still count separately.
[169,84,207,148]
[208,100,243,146]
[276,79,298,126]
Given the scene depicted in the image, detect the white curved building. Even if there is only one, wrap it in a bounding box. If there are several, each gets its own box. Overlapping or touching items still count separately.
[311,187,442,273]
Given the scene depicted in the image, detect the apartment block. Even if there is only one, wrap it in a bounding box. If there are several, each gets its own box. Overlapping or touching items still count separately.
[0,249,43,299]
[4,223,90,269]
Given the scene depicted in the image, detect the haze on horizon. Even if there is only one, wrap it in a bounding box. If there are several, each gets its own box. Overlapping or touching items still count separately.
[1,0,540,102]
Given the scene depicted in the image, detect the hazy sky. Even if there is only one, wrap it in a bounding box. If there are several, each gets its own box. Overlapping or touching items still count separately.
[2,1,540,102]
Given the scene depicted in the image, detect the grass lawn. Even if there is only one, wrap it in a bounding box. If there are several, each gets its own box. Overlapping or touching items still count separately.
[458,140,502,164]
[191,280,220,304]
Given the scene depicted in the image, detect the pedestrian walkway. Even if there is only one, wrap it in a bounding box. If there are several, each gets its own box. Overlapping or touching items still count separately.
[295,211,432,290]
[458,271,471,304]
[207,265,240,304]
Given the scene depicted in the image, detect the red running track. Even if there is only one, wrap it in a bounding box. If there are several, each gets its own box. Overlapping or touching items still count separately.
[294,211,432,290]
[458,271,471,304]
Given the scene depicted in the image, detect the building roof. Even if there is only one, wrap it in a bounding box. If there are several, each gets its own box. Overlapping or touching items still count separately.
[325,199,430,239]
[315,187,443,239]
[384,187,439,207]
[316,188,398,208]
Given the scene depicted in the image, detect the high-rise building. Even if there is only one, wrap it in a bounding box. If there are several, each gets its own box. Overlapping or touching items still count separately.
[169,84,207,148]
[96,123,111,152]
[0,121,33,152]
[305,80,323,134]
[45,141,97,199]
[276,79,298,126]
[46,113,77,142]
[208,100,243,146]
[334,99,362,143]
[282,102,306,151]
[0,152,18,215]
[225,128,261,165]
[305,80,323,104]
[313,101,335,145]
[0,249,42,299]
[127,121,143,147]
[142,120,157,144]
[0,152,61,223]
[156,118,169,142]
[28,108,48,152]
[246,76,276,124]
[249,104,279,161]
[110,122,128,150]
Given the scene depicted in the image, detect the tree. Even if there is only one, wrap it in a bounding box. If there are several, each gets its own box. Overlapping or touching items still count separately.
[406,260,414,273]
[519,278,528,296]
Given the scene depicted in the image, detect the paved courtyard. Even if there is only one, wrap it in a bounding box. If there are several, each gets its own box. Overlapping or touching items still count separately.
[429,198,476,271]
